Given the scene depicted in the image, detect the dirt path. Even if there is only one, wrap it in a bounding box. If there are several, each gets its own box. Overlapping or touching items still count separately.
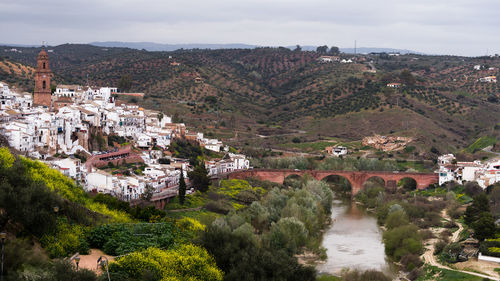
[421,210,499,280]
[77,249,114,272]
[451,222,463,243]
[442,210,463,243]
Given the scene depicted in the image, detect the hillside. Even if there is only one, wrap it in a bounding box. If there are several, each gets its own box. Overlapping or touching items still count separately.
[0,57,36,91]
[2,44,500,157]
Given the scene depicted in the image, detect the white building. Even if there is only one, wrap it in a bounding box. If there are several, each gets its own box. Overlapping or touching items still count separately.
[478,76,497,83]
[202,138,223,152]
[318,56,340,63]
[437,154,500,188]
[86,170,115,193]
[0,79,247,202]
[332,146,348,157]
[52,158,83,181]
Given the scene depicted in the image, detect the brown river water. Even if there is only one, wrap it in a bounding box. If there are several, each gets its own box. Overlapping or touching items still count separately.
[317,199,397,276]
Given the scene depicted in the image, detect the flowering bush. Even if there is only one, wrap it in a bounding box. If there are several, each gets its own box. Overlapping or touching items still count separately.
[110,245,223,281]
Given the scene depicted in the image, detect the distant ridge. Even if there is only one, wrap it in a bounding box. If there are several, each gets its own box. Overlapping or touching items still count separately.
[89,41,259,51]
[89,41,422,54]
[340,47,423,55]
[0,43,41,48]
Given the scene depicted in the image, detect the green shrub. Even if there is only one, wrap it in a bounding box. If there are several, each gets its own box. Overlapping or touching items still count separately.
[88,223,175,256]
[383,224,423,261]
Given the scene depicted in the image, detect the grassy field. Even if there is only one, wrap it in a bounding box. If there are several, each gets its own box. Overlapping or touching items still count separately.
[316,275,341,281]
[417,265,483,281]
[164,179,269,226]
[413,186,473,204]
[464,136,497,153]
[395,160,432,172]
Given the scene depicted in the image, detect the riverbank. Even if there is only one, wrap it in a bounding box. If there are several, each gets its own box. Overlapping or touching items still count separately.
[421,210,500,280]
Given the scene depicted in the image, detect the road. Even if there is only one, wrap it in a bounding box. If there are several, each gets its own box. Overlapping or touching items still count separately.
[483,145,500,158]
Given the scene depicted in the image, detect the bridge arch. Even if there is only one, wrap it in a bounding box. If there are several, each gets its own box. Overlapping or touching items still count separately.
[283,174,303,188]
[397,177,417,192]
[363,176,386,190]
[321,174,353,196]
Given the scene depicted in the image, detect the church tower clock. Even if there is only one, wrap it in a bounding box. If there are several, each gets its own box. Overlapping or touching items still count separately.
[33,48,53,108]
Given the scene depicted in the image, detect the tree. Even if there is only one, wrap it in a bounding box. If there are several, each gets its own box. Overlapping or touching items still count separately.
[489,184,500,215]
[441,242,462,263]
[430,147,439,154]
[172,112,181,123]
[269,217,308,254]
[117,74,132,92]
[380,73,395,84]
[198,224,316,281]
[400,70,416,86]
[328,46,340,55]
[205,96,217,105]
[188,163,211,192]
[293,45,302,52]
[383,224,422,261]
[178,168,186,205]
[385,210,409,230]
[488,95,499,103]
[247,201,270,232]
[464,193,490,225]
[464,182,482,196]
[141,184,154,202]
[473,212,496,241]
[316,45,328,54]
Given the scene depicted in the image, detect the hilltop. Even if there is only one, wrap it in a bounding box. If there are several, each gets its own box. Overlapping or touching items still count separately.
[88,41,420,54]
[2,44,500,158]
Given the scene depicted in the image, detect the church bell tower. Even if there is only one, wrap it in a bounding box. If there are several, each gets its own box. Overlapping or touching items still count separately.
[33,48,52,108]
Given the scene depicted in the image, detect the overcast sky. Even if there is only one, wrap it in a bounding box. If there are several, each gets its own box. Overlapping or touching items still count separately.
[1,0,499,56]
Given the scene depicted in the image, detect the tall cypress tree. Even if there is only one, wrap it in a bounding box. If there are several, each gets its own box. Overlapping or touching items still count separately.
[178,167,186,205]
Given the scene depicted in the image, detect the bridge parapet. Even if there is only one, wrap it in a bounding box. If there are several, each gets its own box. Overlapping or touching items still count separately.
[228,169,438,195]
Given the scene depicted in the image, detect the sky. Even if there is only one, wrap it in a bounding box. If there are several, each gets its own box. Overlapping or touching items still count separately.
[1,0,500,56]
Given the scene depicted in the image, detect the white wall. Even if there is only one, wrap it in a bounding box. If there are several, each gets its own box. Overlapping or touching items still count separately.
[478,253,500,263]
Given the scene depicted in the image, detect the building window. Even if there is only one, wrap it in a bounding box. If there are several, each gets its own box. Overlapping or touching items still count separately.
[43,80,46,89]
[43,62,46,69]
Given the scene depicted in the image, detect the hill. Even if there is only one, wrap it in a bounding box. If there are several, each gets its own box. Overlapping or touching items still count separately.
[339,47,422,54]
[88,41,420,54]
[90,41,259,51]
[0,57,36,91]
[2,44,500,157]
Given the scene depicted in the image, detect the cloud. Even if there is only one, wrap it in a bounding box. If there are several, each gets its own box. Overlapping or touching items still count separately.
[1,0,500,56]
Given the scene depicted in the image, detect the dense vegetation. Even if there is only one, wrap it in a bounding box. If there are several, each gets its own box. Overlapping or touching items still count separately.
[108,245,223,281]
[351,178,455,279]
[0,147,221,280]
[0,146,349,280]
[197,177,333,281]
[253,155,428,172]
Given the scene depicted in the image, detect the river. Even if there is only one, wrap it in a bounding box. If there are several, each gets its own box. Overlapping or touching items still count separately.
[317,199,396,276]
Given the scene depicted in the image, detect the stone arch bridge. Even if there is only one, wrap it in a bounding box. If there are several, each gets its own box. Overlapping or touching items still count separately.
[227,169,438,195]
